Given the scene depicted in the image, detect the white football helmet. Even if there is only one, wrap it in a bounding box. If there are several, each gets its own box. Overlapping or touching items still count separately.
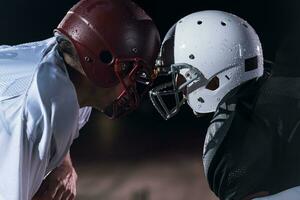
[150,10,264,120]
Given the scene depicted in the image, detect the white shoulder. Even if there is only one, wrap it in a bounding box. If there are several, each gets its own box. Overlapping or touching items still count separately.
[24,46,79,143]
[0,38,57,100]
[36,60,75,104]
[78,107,92,130]
[0,45,11,49]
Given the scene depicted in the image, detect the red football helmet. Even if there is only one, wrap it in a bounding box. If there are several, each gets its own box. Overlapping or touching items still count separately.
[55,0,161,118]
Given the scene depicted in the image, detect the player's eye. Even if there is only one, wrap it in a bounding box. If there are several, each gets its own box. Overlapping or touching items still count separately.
[136,70,151,85]
[135,69,152,94]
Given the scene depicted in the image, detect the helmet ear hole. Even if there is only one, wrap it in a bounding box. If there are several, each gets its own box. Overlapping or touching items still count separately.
[221,21,227,26]
[206,76,220,91]
[99,50,113,64]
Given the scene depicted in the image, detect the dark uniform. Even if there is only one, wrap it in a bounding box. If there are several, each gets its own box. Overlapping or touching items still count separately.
[203,61,300,199]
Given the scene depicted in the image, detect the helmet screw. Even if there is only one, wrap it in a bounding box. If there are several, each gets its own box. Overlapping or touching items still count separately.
[85,56,92,63]
[132,48,138,53]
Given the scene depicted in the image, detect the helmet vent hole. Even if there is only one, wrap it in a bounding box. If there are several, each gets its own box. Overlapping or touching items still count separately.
[99,50,113,64]
[197,20,203,25]
[189,54,195,59]
[242,23,248,28]
[206,76,220,91]
[221,21,227,26]
[198,97,205,103]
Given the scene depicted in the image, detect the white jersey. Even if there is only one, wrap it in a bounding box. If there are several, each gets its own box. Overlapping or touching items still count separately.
[0,37,92,200]
[254,186,300,200]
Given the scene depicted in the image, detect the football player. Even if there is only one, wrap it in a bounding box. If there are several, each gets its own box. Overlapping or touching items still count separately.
[0,0,160,199]
[150,10,300,200]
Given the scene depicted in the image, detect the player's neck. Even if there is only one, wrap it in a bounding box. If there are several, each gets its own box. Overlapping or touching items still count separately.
[61,54,91,108]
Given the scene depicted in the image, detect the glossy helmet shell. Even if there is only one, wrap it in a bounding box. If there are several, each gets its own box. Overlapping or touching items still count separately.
[56,0,161,88]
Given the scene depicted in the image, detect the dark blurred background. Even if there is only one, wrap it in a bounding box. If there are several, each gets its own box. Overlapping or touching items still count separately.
[1,0,300,199]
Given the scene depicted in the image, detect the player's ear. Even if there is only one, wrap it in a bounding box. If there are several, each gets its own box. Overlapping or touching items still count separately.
[55,33,84,75]
[56,34,77,59]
